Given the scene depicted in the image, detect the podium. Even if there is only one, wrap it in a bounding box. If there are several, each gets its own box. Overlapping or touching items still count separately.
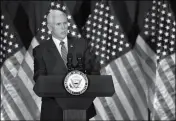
[33,75,115,121]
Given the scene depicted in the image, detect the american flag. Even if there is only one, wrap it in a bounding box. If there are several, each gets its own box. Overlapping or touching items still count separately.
[134,0,175,120]
[1,10,26,120]
[83,1,149,120]
[5,1,82,120]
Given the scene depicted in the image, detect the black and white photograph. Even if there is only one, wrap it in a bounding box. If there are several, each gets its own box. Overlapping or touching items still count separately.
[1,0,175,120]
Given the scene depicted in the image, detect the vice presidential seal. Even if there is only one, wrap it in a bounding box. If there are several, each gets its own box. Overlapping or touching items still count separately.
[64,70,88,95]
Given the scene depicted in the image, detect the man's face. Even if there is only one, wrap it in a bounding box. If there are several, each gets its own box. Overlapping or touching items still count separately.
[47,11,68,40]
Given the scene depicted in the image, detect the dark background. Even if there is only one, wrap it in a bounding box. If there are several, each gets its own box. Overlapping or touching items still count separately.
[1,1,176,49]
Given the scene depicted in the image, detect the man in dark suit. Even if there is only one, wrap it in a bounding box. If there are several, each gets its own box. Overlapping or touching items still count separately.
[33,9,97,120]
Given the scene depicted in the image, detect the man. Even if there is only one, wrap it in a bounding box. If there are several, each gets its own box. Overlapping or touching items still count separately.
[33,10,97,120]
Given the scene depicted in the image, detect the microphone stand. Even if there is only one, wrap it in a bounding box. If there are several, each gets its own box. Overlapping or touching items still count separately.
[67,54,74,72]
[76,55,85,73]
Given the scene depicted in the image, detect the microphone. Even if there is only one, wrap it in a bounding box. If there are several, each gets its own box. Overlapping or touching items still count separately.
[67,53,73,72]
[76,53,85,72]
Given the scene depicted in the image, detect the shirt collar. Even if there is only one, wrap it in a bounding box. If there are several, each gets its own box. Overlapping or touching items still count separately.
[52,36,68,45]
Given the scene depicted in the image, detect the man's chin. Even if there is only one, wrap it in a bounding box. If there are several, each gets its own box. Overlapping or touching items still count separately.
[60,35,67,40]
[63,35,67,38]
[61,33,67,38]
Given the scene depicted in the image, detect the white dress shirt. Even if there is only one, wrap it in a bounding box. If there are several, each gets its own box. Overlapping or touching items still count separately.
[52,36,68,56]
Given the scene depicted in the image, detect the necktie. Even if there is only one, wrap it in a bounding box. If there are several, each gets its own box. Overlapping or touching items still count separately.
[60,41,67,64]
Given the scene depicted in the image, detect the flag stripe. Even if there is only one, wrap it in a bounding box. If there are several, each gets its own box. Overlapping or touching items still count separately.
[19,60,34,84]
[134,37,157,92]
[24,52,34,72]
[135,38,156,72]
[3,49,25,77]
[130,50,148,91]
[3,59,20,78]
[134,47,155,87]
[141,68,161,120]
[171,54,175,63]
[136,45,156,81]
[154,89,174,120]
[1,69,33,120]
[15,76,41,119]
[1,104,11,121]
[115,57,144,119]
[140,63,154,101]
[2,59,39,119]
[104,64,133,120]
[156,71,175,115]
[136,36,156,63]
[104,96,123,120]
[10,21,41,121]
[1,11,39,121]
[153,91,168,120]
[120,56,147,119]
[157,70,174,108]
[98,97,116,120]
[129,50,150,106]
[96,66,122,120]
[161,56,175,81]
[134,46,172,120]
[14,48,26,63]
[158,62,175,96]
[123,51,148,108]
[154,84,174,120]
[109,60,142,119]
[1,83,25,120]
[111,92,130,120]
[90,114,101,120]
[31,37,40,49]
[2,66,15,81]
[153,109,161,120]
[83,1,150,119]
[124,52,149,118]
[105,63,136,120]
[135,47,156,112]
[1,92,19,120]
[17,68,41,110]
[137,33,175,120]
[22,37,39,70]
[92,106,103,120]
[16,38,42,117]
[93,97,110,120]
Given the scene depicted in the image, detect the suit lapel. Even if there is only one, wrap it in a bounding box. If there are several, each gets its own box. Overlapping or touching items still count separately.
[46,37,76,73]
[67,36,78,66]
[47,38,67,72]
[48,36,75,58]
[67,36,75,54]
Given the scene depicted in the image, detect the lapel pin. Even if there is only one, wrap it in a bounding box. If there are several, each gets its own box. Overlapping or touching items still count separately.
[70,44,73,48]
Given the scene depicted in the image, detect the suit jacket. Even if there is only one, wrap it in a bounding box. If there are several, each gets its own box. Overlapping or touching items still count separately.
[33,36,97,120]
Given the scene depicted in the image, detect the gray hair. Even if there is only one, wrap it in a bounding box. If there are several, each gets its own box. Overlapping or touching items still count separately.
[47,9,67,24]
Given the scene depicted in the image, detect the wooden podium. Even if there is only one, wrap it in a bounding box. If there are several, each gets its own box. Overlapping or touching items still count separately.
[33,75,115,121]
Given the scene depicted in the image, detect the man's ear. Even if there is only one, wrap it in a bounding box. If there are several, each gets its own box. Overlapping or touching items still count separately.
[47,24,52,32]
